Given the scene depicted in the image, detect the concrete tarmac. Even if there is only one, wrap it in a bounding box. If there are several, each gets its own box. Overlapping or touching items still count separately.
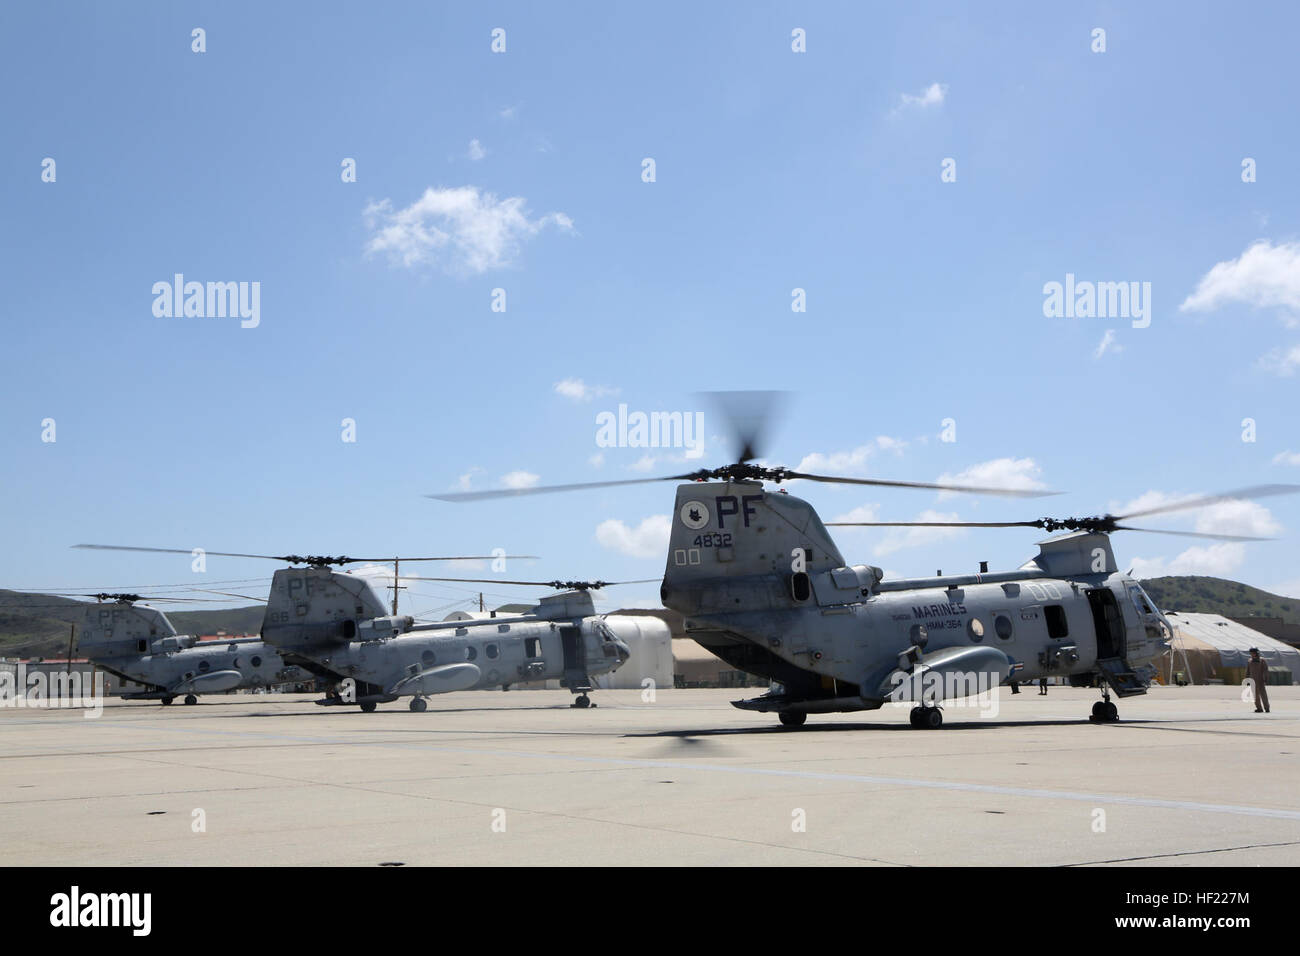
[1,685,1297,866]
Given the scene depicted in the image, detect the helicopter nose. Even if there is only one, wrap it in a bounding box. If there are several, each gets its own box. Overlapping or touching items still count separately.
[601,615,671,667]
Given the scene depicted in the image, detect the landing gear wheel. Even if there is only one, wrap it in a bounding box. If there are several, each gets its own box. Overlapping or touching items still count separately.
[409,697,427,713]
[909,707,923,728]
[922,706,943,729]
[1104,701,1118,722]
[1091,701,1106,720]
[778,711,806,728]
[572,694,591,709]
[184,694,197,706]
[359,701,377,713]
[161,697,174,706]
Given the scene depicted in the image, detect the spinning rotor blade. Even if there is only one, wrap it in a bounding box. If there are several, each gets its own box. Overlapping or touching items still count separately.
[397,576,660,591]
[427,475,693,503]
[787,472,1055,498]
[702,389,785,463]
[827,520,1271,542]
[74,544,535,566]
[41,591,228,605]
[186,588,270,603]
[1109,526,1272,542]
[827,520,1043,528]
[429,390,1057,502]
[829,483,1300,540]
[1113,484,1300,521]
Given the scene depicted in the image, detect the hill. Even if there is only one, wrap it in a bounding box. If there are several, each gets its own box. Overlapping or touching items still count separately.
[1138,576,1300,627]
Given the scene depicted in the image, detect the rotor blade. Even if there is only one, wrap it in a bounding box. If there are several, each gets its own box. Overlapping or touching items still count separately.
[1111,525,1274,542]
[702,390,785,463]
[343,555,539,563]
[186,588,270,603]
[826,520,1043,528]
[73,544,532,565]
[1116,484,1300,521]
[427,475,695,502]
[396,576,660,589]
[75,544,285,561]
[42,592,224,604]
[784,472,1059,498]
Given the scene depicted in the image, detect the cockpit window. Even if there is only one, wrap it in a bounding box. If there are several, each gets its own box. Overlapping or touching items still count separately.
[1128,585,1155,615]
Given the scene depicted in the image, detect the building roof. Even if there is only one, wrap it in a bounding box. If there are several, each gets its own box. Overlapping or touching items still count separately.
[1167,611,1300,677]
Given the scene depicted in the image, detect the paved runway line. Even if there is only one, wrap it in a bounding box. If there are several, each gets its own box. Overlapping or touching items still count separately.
[81,718,1300,824]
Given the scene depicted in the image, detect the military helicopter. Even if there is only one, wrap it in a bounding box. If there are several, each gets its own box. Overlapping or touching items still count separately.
[429,394,1300,728]
[257,565,660,711]
[72,546,660,712]
[51,592,311,705]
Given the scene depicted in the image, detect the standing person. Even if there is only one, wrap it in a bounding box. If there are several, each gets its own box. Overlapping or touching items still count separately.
[1038,678,1048,695]
[1246,648,1270,714]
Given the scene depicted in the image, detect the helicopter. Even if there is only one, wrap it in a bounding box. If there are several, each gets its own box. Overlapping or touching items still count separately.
[53,592,311,705]
[72,547,661,712]
[429,393,1300,728]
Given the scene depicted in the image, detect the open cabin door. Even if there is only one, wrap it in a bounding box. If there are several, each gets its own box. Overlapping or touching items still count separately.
[1085,587,1146,697]
[559,625,592,693]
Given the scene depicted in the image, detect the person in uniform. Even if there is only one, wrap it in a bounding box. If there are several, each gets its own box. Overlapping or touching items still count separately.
[1246,648,1270,714]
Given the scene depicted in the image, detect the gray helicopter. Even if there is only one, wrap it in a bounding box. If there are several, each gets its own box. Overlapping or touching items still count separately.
[73,546,656,711]
[69,593,310,705]
[64,546,527,712]
[430,395,1299,728]
[256,564,655,711]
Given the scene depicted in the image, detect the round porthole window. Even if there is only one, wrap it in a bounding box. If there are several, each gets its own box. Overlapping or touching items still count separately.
[198,660,210,672]
[251,655,262,667]
[421,650,436,667]
[968,618,985,642]
[995,614,1014,640]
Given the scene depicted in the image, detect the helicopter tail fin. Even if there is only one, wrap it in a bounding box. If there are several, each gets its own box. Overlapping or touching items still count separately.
[260,566,390,653]
[660,481,849,617]
[77,603,177,658]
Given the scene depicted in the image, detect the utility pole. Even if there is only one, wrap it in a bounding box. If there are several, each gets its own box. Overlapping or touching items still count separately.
[479,592,485,612]
[389,557,406,615]
[66,624,75,676]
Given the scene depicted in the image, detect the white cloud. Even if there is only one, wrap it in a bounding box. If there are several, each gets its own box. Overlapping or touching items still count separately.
[501,470,539,490]
[937,457,1046,499]
[456,467,484,491]
[595,514,671,559]
[872,510,967,558]
[1259,344,1300,377]
[1114,490,1280,538]
[628,455,657,473]
[1273,451,1300,466]
[828,503,882,528]
[499,105,518,120]
[1180,240,1300,317]
[1129,543,1246,579]
[794,437,907,476]
[553,378,616,402]
[826,503,968,557]
[467,139,487,161]
[588,452,605,469]
[895,82,948,112]
[363,186,573,274]
[1121,490,1280,579]
[1094,328,1121,359]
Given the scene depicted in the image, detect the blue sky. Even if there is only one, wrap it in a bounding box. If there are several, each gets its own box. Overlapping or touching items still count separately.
[4,1,1300,616]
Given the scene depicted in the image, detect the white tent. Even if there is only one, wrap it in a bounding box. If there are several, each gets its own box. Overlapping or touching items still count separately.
[1163,611,1300,683]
